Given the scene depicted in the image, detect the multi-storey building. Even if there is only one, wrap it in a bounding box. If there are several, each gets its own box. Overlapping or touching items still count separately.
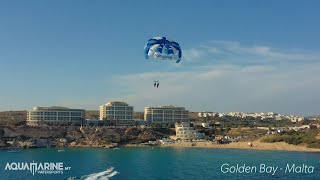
[144,106,189,124]
[175,122,205,140]
[99,101,134,126]
[27,106,85,126]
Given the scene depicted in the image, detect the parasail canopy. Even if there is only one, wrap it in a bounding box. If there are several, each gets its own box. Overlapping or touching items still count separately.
[144,37,182,63]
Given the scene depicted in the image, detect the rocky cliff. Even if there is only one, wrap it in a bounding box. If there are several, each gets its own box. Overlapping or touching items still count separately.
[0,126,175,149]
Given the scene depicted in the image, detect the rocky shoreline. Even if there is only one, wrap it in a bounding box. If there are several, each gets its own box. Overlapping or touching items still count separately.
[1,126,320,153]
[0,126,174,150]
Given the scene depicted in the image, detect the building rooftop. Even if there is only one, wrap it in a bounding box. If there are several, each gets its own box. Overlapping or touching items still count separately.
[105,101,129,106]
[145,106,186,109]
[32,106,84,111]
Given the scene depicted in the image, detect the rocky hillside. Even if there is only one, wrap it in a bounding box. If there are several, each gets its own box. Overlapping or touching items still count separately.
[0,111,27,125]
[0,126,175,149]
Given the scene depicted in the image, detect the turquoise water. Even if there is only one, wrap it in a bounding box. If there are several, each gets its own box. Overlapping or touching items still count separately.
[0,147,319,180]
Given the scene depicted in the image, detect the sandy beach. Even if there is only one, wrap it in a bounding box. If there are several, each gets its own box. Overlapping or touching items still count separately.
[159,140,320,152]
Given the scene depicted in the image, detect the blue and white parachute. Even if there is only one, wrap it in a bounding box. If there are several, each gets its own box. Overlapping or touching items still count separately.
[144,37,182,63]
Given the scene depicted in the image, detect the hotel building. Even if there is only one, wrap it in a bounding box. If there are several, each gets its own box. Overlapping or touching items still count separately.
[175,122,205,140]
[144,106,189,124]
[27,106,85,126]
[99,101,134,126]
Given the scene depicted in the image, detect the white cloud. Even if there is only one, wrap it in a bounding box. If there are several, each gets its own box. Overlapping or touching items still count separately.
[183,40,320,63]
[183,48,207,61]
[111,41,320,116]
[239,65,275,73]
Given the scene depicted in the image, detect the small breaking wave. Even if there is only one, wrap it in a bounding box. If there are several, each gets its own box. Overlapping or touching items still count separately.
[68,167,119,180]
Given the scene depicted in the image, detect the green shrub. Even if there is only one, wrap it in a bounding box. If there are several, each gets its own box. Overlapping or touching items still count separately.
[261,130,320,148]
[307,141,320,148]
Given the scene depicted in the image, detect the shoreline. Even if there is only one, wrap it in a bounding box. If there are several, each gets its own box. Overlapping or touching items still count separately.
[1,125,320,153]
[124,140,320,153]
[2,141,320,153]
[158,141,320,153]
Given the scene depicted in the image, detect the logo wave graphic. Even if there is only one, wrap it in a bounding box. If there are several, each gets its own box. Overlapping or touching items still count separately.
[68,167,119,180]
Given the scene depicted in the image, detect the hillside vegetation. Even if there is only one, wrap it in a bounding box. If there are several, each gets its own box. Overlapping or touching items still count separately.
[261,130,320,148]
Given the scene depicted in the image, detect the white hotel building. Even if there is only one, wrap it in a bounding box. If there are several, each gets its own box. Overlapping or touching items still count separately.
[99,101,134,125]
[175,122,205,140]
[144,106,189,124]
[27,106,85,126]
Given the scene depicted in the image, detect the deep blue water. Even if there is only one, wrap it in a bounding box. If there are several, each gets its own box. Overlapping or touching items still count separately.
[0,147,319,180]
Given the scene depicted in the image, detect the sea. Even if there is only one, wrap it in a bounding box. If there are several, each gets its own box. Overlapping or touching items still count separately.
[0,147,319,180]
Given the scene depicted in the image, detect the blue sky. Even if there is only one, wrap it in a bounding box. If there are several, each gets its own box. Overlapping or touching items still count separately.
[0,1,320,116]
